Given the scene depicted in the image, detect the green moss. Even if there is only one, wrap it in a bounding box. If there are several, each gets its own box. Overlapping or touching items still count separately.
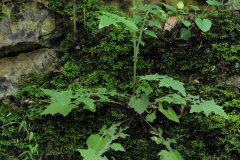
[1,1,240,159]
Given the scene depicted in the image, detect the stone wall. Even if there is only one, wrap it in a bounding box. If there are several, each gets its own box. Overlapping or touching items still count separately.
[0,0,56,97]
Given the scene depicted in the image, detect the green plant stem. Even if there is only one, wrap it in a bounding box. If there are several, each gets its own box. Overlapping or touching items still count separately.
[202,5,209,15]
[141,116,172,151]
[97,127,126,156]
[132,0,137,95]
[136,11,150,50]
[132,1,149,95]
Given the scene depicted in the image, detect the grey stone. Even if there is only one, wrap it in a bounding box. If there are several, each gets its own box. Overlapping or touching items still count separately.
[0,0,56,97]
[0,48,56,98]
[0,0,56,57]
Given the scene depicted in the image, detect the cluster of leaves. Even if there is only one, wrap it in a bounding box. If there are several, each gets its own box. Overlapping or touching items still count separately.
[40,74,228,160]
[40,74,228,118]
[78,124,128,160]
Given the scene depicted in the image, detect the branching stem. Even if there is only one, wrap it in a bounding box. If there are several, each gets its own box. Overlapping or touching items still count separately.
[132,0,137,95]
[141,115,173,151]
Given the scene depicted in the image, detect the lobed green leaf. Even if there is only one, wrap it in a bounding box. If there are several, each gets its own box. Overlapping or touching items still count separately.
[110,143,125,152]
[190,100,228,119]
[159,78,186,96]
[40,89,77,116]
[129,94,149,114]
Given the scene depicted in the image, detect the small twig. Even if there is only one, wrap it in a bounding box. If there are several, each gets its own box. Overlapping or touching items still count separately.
[126,116,134,126]
[197,40,202,51]
[119,117,134,126]
[39,99,50,103]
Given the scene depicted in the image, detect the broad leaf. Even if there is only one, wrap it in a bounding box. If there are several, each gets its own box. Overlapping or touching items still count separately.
[181,20,191,27]
[144,30,157,38]
[133,15,143,24]
[195,18,212,32]
[136,86,152,96]
[138,4,161,14]
[75,88,90,94]
[110,143,125,152]
[190,5,200,10]
[99,12,138,32]
[119,18,138,32]
[190,100,228,119]
[129,94,149,114]
[180,28,191,40]
[146,111,157,122]
[159,78,186,96]
[78,148,107,160]
[206,0,222,6]
[158,105,179,123]
[148,19,162,28]
[151,136,162,144]
[166,138,177,145]
[98,95,110,101]
[83,105,96,112]
[159,150,184,160]
[177,1,184,9]
[161,3,178,12]
[76,96,95,109]
[156,94,186,105]
[87,134,111,153]
[98,15,118,29]
[40,89,77,117]
[156,9,168,20]
[119,133,129,138]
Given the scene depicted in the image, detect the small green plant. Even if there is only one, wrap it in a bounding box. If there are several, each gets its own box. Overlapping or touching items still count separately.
[160,0,222,40]
[0,120,41,160]
[40,0,228,159]
[18,121,42,160]
[150,127,183,160]
[77,123,128,160]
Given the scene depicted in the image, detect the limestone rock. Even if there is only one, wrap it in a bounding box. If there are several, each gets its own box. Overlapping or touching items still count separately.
[0,0,55,58]
[224,76,240,88]
[0,48,56,98]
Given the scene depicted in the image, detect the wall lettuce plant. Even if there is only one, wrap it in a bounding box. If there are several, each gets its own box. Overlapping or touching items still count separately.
[40,0,228,159]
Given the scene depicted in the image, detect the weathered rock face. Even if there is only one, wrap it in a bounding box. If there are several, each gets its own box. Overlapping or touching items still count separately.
[0,0,56,97]
[0,48,56,98]
[0,0,55,58]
